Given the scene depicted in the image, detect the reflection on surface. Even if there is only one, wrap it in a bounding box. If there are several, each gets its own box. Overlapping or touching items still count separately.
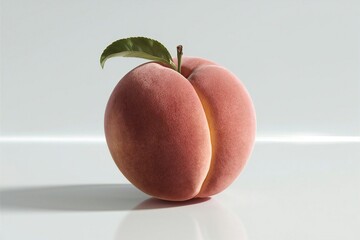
[1,185,248,239]
[115,198,247,240]
[0,184,149,211]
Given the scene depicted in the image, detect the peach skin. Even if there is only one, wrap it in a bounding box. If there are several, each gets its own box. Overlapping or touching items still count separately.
[101,37,256,201]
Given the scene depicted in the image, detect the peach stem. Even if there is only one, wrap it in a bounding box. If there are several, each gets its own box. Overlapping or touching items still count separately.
[177,45,183,74]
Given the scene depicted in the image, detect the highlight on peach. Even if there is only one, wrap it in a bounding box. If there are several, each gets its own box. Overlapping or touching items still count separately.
[100,37,256,201]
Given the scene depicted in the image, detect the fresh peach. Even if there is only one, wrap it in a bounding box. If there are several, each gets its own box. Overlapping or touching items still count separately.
[101,37,256,201]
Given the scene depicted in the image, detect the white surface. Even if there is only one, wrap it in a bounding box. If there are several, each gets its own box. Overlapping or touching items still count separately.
[1,142,359,240]
[1,0,360,137]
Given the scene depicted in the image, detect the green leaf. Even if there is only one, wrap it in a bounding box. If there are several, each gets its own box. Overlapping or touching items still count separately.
[100,37,176,70]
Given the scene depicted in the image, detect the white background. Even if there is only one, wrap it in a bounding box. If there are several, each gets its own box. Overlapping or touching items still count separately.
[1,1,360,240]
[1,0,359,138]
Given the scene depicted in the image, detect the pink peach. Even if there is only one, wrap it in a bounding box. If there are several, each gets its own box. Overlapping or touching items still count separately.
[105,57,256,201]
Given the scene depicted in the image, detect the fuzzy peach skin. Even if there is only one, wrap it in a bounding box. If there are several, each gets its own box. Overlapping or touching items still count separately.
[104,57,256,201]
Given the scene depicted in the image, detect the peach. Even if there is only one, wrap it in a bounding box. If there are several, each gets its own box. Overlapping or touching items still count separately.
[104,56,256,201]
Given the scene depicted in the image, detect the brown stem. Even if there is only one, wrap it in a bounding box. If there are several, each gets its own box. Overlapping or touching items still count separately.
[177,45,183,74]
